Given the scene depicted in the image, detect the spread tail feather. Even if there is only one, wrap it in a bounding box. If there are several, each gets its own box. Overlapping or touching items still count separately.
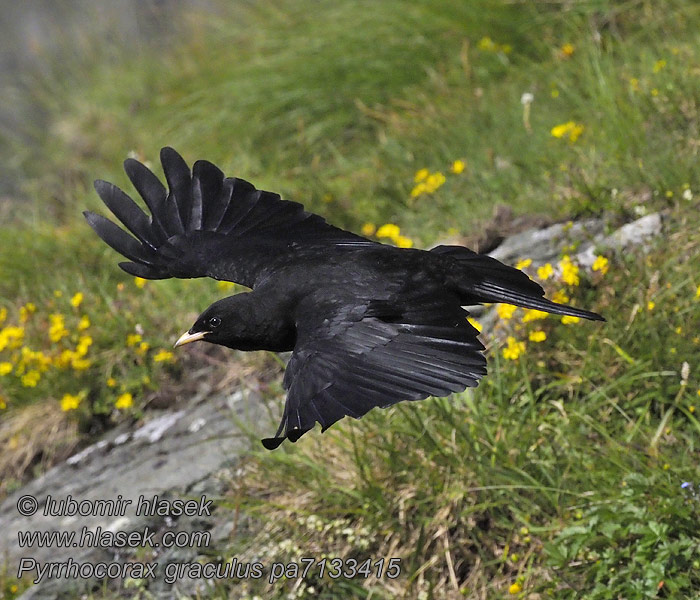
[433,244,604,322]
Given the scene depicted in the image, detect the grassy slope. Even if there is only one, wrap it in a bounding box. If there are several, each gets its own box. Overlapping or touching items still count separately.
[3,0,700,598]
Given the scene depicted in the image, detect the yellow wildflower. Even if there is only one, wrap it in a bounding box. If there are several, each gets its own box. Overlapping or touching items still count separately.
[55,350,74,368]
[0,307,6,324]
[515,258,532,269]
[134,277,147,289]
[0,362,12,375]
[410,182,427,198]
[153,349,175,363]
[689,405,696,414]
[396,236,413,248]
[497,304,517,320]
[529,330,547,342]
[0,396,6,410]
[414,168,429,182]
[75,335,93,357]
[629,78,640,91]
[71,358,92,371]
[19,303,36,323]
[61,393,81,411]
[551,88,559,98]
[361,223,376,237]
[696,285,700,299]
[561,315,580,324]
[522,309,548,323]
[0,325,25,351]
[115,392,133,410]
[467,317,482,332]
[561,43,574,57]
[107,377,117,387]
[509,582,523,594]
[136,341,150,355]
[503,336,525,360]
[78,315,91,330]
[537,263,554,280]
[551,121,584,142]
[450,160,466,174]
[552,289,570,304]
[48,314,68,343]
[647,300,655,311]
[592,255,609,275]
[424,172,446,193]
[376,224,401,240]
[653,59,666,73]
[651,88,659,97]
[70,292,84,308]
[21,370,41,387]
[559,255,580,286]
[54,289,63,298]
[126,333,142,347]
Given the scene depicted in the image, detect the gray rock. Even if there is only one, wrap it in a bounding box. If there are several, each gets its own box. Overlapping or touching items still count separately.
[2,387,267,599]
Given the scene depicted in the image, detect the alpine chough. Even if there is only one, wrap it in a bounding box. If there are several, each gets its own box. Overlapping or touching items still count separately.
[84,148,604,449]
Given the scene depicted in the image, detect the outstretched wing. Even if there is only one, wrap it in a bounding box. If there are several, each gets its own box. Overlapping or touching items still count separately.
[262,295,487,449]
[84,147,374,288]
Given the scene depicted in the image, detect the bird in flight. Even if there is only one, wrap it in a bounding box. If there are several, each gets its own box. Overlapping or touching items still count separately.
[85,148,603,449]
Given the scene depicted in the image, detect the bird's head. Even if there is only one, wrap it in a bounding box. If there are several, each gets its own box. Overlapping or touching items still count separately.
[174,294,259,350]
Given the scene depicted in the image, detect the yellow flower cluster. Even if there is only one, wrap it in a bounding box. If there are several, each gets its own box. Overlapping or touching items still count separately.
[522,309,548,323]
[537,263,554,280]
[558,255,580,286]
[497,304,517,320]
[0,326,24,351]
[375,224,413,248]
[592,255,609,275]
[19,303,36,323]
[115,392,133,409]
[153,350,175,363]
[61,393,81,411]
[70,292,84,308]
[529,330,546,342]
[49,314,69,343]
[450,159,466,174]
[411,169,446,198]
[551,121,584,142]
[503,336,525,360]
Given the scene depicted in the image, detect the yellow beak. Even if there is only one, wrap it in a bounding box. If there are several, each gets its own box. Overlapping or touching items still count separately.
[174,330,208,348]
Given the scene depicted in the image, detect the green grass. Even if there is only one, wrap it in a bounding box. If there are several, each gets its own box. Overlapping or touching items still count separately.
[3,0,700,598]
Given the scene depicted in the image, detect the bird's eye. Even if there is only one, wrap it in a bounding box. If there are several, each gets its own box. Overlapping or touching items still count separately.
[208,317,221,328]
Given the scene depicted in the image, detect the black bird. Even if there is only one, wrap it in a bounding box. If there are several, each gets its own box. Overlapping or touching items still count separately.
[84,148,603,449]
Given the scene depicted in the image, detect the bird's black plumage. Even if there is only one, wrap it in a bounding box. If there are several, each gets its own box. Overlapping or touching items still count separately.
[85,148,604,449]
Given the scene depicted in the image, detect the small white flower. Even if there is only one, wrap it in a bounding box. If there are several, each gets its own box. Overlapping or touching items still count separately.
[683,188,693,201]
[521,92,534,105]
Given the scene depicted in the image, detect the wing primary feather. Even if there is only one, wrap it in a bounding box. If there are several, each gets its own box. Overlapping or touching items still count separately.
[93,180,158,249]
[160,147,193,230]
[83,211,156,265]
[123,158,168,241]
